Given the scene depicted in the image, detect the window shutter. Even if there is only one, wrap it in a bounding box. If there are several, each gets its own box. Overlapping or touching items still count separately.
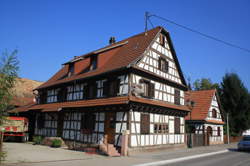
[140,113,150,134]
[103,81,109,97]
[149,83,155,98]
[115,78,120,95]
[84,84,89,99]
[174,117,180,134]
[217,127,221,136]
[158,58,162,70]
[174,89,180,105]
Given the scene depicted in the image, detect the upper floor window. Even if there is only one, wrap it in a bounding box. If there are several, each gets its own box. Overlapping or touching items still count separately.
[158,57,169,73]
[139,79,155,98]
[212,109,217,118]
[90,55,97,71]
[159,34,165,47]
[47,89,59,103]
[67,84,85,101]
[174,89,180,105]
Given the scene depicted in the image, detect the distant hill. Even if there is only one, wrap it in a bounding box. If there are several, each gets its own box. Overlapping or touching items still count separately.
[11,78,44,106]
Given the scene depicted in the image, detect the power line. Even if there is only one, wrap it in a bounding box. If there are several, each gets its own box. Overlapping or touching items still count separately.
[147,13,250,53]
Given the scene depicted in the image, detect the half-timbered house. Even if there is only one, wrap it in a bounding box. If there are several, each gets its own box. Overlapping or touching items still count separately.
[185,89,225,145]
[28,26,190,155]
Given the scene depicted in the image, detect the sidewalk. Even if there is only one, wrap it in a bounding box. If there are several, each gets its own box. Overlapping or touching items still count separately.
[3,143,237,166]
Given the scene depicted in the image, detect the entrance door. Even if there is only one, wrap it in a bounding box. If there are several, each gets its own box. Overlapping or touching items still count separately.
[207,126,212,145]
[104,112,116,144]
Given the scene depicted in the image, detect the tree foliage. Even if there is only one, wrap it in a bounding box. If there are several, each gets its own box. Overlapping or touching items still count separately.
[0,49,19,125]
[220,73,250,136]
[193,78,219,90]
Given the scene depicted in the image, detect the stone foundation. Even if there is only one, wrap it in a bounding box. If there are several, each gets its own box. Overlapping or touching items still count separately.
[127,143,187,156]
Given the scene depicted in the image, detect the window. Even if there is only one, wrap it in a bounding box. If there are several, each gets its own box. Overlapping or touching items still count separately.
[140,113,150,134]
[158,57,169,72]
[90,55,97,70]
[81,112,96,134]
[68,63,74,77]
[47,89,59,103]
[159,34,165,47]
[217,127,221,136]
[174,117,180,134]
[139,79,155,98]
[154,124,169,133]
[212,109,217,118]
[67,84,85,101]
[174,89,181,105]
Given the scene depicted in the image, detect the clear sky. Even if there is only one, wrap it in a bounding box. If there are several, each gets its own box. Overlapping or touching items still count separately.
[1,0,250,89]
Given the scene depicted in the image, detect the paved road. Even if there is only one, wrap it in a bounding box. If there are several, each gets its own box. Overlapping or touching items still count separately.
[166,151,250,166]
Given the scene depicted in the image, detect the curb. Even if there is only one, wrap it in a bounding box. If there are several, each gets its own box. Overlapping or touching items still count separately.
[133,149,229,166]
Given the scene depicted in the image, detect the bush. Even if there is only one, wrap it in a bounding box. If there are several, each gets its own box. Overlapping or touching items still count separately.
[0,151,7,162]
[51,139,62,148]
[33,136,43,145]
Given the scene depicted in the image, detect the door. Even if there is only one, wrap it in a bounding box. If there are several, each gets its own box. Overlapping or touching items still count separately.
[104,112,116,144]
[207,126,212,145]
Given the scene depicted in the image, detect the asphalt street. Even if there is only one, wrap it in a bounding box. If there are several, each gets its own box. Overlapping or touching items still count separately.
[165,151,250,166]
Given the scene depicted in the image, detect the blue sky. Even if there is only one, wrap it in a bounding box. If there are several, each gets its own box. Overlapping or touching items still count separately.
[1,0,250,89]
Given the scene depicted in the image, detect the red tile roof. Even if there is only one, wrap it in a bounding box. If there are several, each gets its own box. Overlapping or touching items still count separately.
[129,96,190,112]
[36,27,162,89]
[28,96,129,112]
[185,89,224,123]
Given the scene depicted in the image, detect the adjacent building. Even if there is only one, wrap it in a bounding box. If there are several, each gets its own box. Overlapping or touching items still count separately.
[185,89,225,145]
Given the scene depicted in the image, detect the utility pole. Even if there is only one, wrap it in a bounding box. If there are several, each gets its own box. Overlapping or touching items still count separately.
[227,113,230,144]
[145,12,149,34]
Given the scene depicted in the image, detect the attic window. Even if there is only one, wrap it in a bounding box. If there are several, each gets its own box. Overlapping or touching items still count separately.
[90,55,97,70]
[158,57,169,73]
[68,63,74,77]
[212,109,217,118]
[159,34,165,47]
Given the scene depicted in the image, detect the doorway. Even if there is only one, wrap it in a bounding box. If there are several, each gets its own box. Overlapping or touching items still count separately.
[104,112,116,144]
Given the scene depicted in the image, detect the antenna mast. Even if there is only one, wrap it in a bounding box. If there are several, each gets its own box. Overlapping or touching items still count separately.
[145,12,149,34]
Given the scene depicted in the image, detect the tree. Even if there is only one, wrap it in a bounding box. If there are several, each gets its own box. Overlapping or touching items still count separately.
[193,78,219,90]
[220,73,250,136]
[0,49,19,161]
[0,49,19,123]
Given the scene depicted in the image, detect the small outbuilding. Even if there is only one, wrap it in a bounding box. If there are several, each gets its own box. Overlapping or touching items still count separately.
[185,89,225,145]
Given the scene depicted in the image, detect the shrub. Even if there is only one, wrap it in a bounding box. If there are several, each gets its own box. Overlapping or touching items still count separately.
[51,139,62,148]
[33,136,43,145]
[0,151,7,162]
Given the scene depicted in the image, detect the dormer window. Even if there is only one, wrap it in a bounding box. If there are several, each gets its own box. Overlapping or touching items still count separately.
[158,57,169,73]
[68,63,74,77]
[90,55,97,70]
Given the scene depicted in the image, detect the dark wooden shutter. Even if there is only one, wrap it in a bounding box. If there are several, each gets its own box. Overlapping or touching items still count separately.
[140,113,150,134]
[174,89,180,105]
[174,117,180,134]
[165,61,169,72]
[159,34,165,47]
[103,81,109,97]
[87,82,97,99]
[158,58,162,70]
[217,127,221,136]
[149,83,155,98]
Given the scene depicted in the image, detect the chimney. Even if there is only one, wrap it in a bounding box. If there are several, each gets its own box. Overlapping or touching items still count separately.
[109,36,116,45]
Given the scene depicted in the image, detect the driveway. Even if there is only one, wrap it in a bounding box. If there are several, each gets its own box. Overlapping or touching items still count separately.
[3,142,104,164]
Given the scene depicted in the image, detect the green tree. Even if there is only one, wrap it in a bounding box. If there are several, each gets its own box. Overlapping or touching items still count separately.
[0,49,19,161]
[193,78,219,90]
[0,49,19,124]
[220,73,250,136]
